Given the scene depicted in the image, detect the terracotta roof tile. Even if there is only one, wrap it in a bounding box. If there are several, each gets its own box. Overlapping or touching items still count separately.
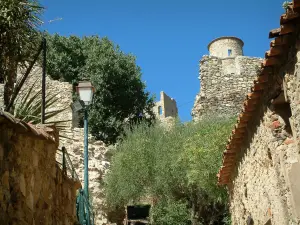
[218,0,300,185]
[0,110,58,144]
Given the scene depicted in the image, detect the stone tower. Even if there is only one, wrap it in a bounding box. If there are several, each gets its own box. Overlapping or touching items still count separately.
[153,91,178,119]
[192,37,262,121]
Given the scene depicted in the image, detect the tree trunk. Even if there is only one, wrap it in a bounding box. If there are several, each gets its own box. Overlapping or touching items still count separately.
[4,56,17,112]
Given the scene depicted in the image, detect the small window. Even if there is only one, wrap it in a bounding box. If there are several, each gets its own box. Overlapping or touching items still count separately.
[228,49,232,56]
[158,106,163,115]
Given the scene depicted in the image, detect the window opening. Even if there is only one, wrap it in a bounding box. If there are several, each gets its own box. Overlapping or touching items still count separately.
[228,49,232,56]
[158,106,163,115]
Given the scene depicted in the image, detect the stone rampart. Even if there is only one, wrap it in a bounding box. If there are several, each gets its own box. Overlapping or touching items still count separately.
[192,55,262,120]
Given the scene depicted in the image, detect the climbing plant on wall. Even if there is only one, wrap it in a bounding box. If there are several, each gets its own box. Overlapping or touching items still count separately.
[0,0,43,108]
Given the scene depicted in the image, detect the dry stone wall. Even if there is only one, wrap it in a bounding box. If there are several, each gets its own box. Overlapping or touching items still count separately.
[59,128,111,225]
[192,55,262,120]
[0,119,79,225]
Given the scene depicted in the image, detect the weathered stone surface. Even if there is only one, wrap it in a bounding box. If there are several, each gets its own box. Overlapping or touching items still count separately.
[229,36,300,224]
[153,91,178,119]
[0,121,79,225]
[192,55,262,120]
[208,36,244,58]
[230,110,294,224]
[59,128,111,225]
[288,160,300,218]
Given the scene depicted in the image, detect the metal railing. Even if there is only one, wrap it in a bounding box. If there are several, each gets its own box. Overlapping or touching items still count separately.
[77,189,95,225]
[57,147,80,181]
[56,146,95,225]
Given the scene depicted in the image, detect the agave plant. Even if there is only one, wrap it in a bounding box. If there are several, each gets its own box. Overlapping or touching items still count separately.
[13,79,71,130]
[282,1,290,12]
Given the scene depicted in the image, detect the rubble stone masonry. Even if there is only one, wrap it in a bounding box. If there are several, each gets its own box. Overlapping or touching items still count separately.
[0,118,79,225]
[229,38,300,224]
[59,128,111,225]
[192,55,262,120]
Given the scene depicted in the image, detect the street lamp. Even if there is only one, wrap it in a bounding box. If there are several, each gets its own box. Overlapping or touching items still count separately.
[76,81,95,225]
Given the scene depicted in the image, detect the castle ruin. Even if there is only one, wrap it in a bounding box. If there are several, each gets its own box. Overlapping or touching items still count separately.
[192,36,262,120]
[153,91,178,119]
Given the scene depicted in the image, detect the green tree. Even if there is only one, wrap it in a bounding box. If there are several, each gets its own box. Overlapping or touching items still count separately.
[44,34,155,144]
[151,199,190,225]
[105,118,235,224]
[45,33,85,82]
[0,0,42,107]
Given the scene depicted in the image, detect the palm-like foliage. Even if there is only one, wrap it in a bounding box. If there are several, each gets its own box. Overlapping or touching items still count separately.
[13,79,70,129]
[0,0,43,107]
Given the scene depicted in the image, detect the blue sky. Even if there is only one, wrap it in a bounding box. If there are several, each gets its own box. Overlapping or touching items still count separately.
[40,0,285,121]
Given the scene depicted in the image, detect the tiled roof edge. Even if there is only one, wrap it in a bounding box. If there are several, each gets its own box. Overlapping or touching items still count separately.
[217,1,300,185]
[0,110,58,144]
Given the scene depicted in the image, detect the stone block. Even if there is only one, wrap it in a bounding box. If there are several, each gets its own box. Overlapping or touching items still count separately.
[2,171,9,189]
[26,191,34,211]
[19,174,26,197]
[284,138,295,145]
[288,161,300,218]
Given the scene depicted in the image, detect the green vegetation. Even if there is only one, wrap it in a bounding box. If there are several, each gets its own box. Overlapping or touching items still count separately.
[151,199,190,225]
[0,0,42,107]
[105,117,235,224]
[13,80,69,128]
[44,34,155,144]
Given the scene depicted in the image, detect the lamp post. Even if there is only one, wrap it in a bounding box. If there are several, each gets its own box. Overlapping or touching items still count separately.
[76,81,95,225]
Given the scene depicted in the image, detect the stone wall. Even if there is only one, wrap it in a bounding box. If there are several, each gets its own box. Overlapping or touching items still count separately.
[229,38,300,224]
[229,108,298,224]
[192,55,262,120]
[59,128,111,225]
[208,37,244,58]
[0,113,79,225]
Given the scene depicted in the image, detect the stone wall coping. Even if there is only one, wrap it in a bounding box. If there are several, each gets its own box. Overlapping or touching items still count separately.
[0,110,58,144]
[200,55,263,62]
[217,1,300,185]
